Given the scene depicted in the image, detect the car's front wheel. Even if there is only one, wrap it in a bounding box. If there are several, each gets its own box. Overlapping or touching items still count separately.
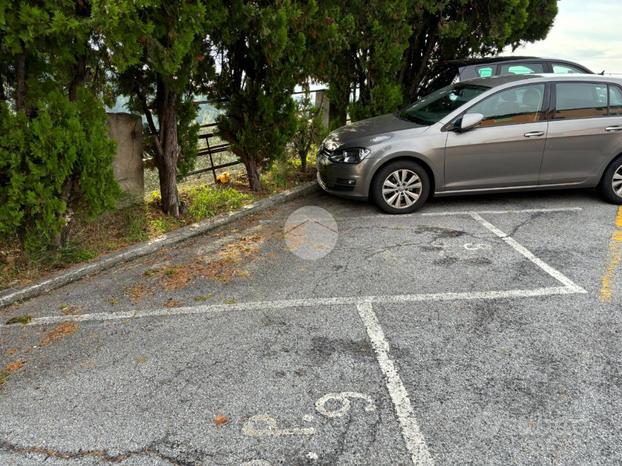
[372,160,431,214]
[598,156,622,204]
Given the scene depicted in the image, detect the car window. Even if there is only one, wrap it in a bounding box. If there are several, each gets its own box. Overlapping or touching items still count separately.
[399,83,489,125]
[476,66,494,78]
[466,84,545,128]
[552,63,584,74]
[555,82,607,119]
[499,63,545,75]
[609,85,622,116]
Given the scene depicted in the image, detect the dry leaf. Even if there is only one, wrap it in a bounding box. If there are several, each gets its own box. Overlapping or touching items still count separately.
[4,361,24,373]
[214,414,229,427]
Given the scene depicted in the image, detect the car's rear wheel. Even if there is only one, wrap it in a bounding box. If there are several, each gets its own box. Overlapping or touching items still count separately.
[372,160,430,214]
[598,156,622,204]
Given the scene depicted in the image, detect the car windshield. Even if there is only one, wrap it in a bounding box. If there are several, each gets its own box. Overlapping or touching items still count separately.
[399,84,489,125]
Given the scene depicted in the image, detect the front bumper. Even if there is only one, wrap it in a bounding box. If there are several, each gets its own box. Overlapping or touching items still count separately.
[316,153,370,200]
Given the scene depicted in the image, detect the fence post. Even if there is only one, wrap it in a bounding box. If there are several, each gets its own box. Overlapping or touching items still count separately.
[314,90,330,129]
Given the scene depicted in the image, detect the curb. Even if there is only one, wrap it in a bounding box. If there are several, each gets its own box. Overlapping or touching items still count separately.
[0,181,319,309]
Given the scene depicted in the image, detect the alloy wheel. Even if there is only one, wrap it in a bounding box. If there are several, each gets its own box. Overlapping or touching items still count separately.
[382,169,422,209]
[613,165,622,197]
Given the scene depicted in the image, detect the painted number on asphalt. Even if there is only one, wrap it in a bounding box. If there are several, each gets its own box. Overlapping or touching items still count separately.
[463,242,491,251]
[315,391,376,418]
[242,391,376,438]
[242,414,315,437]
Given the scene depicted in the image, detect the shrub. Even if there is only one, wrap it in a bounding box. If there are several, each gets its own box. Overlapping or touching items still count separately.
[0,91,119,253]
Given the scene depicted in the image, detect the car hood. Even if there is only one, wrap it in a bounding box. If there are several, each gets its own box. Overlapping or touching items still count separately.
[322,113,427,150]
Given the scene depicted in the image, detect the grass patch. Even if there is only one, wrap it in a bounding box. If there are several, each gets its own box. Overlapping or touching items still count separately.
[5,315,32,325]
[193,293,213,302]
[184,185,250,221]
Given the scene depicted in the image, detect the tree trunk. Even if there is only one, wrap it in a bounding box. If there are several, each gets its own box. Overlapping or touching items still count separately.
[243,157,262,192]
[68,56,87,102]
[329,81,349,129]
[299,150,307,171]
[15,52,27,112]
[156,86,181,217]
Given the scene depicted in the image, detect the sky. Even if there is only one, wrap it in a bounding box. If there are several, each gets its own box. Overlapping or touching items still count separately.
[505,0,622,74]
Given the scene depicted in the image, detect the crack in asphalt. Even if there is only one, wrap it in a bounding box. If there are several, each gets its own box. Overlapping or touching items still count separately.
[0,437,196,465]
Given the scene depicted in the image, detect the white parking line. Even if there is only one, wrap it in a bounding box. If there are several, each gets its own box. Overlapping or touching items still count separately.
[2,286,583,328]
[350,207,582,220]
[469,213,586,293]
[422,207,583,216]
[357,301,433,465]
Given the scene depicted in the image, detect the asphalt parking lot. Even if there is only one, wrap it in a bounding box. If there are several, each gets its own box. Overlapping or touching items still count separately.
[1,188,621,465]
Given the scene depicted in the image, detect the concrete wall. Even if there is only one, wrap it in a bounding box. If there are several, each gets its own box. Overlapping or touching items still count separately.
[107,113,144,206]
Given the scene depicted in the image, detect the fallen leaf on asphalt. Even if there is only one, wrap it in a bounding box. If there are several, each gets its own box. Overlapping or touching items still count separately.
[164,298,182,308]
[60,305,79,315]
[4,361,24,372]
[214,414,229,427]
[40,323,78,346]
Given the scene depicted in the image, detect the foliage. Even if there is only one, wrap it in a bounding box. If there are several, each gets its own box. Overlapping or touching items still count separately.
[0,0,119,251]
[262,159,298,191]
[399,0,559,101]
[210,0,320,191]
[185,185,250,221]
[314,0,558,126]
[97,0,217,216]
[313,0,411,126]
[291,90,329,171]
[0,91,118,253]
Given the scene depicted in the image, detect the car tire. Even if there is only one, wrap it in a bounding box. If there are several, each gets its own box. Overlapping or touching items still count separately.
[372,160,431,214]
[598,156,622,204]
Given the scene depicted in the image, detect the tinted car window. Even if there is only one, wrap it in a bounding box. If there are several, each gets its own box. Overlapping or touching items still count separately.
[499,63,545,75]
[399,83,489,125]
[555,82,607,119]
[467,84,545,128]
[609,85,622,116]
[476,66,494,78]
[552,63,584,74]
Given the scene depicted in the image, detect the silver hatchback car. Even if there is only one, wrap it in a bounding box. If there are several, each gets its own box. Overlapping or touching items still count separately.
[317,74,622,213]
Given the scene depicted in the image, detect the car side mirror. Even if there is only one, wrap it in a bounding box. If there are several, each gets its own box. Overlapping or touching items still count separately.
[458,113,484,132]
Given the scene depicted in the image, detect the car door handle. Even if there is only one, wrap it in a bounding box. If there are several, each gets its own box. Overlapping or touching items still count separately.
[524,131,544,138]
[605,126,622,132]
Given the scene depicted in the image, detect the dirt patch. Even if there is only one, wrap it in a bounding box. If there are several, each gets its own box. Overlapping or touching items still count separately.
[122,233,267,303]
[40,323,79,347]
[125,283,151,304]
[0,360,25,386]
[196,234,264,283]
[164,298,183,308]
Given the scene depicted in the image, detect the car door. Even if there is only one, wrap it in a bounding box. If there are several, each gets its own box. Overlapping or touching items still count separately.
[540,82,622,184]
[443,83,548,191]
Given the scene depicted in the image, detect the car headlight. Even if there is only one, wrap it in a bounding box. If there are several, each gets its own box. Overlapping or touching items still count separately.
[327,147,371,164]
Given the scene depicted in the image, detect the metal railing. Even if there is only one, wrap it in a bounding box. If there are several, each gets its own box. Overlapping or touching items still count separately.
[185,122,239,182]
[184,88,329,183]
